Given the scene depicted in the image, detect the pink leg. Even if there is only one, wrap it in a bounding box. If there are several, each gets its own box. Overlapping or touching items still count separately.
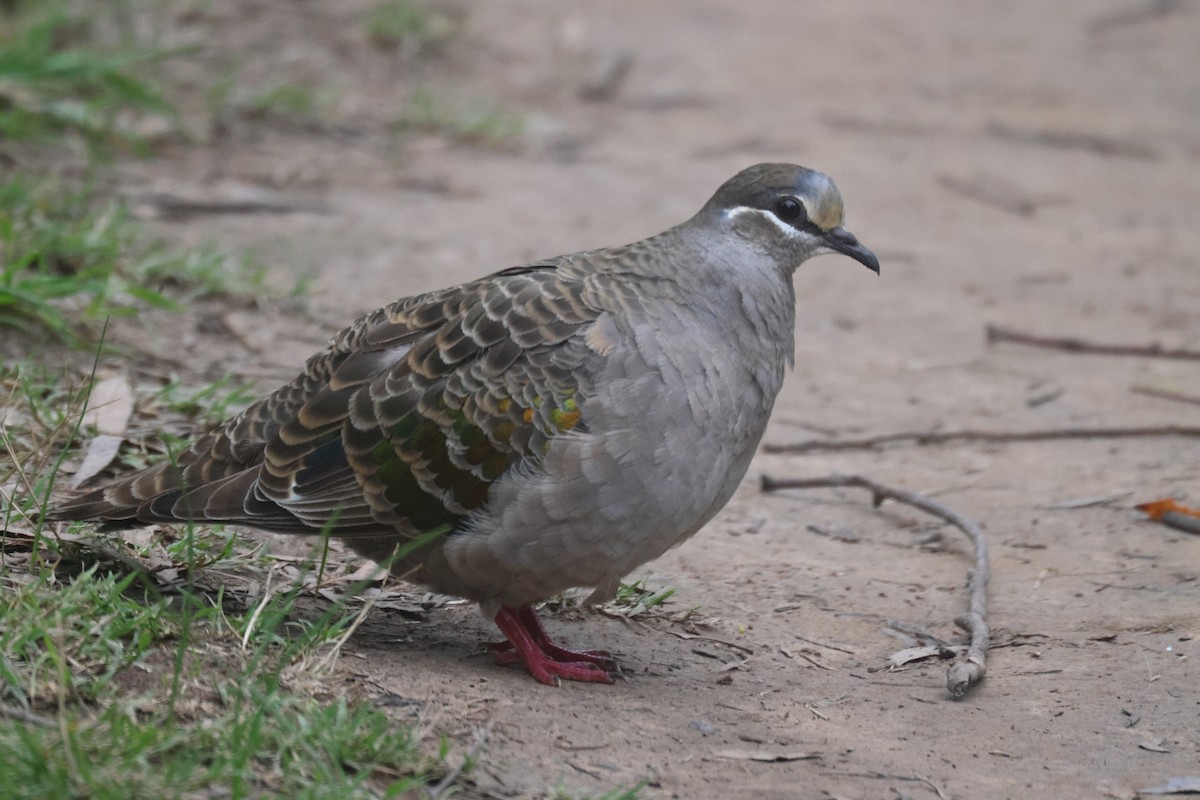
[489,605,618,685]
[514,606,617,668]
[486,607,615,668]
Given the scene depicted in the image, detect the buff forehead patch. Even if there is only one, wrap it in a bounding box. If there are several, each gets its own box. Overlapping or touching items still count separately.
[798,171,845,232]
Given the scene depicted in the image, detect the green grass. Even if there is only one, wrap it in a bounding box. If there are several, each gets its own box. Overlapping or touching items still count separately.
[393,88,524,148]
[0,3,285,347]
[549,783,647,800]
[364,0,461,56]
[0,565,437,799]
[0,567,173,706]
[0,3,174,154]
[0,176,269,346]
[246,82,340,124]
[152,375,258,428]
[0,177,146,343]
[0,359,92,531]
[0,531,446,798]
[130,239,270,300]
[0,687,432,799]
[608,580,676,618]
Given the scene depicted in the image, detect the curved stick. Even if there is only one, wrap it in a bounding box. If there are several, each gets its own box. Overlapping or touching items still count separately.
[761,473,990,698]
[986,324,1200,361]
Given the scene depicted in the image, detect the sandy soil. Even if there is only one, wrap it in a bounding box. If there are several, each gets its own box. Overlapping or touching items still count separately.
[109,1,1200,797]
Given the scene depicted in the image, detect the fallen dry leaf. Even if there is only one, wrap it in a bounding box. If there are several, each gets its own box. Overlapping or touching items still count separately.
[70,376,135,489]
[336,560,390,585]
[70,434,124,489]
[81,375,134,435]
[886,645,961,669]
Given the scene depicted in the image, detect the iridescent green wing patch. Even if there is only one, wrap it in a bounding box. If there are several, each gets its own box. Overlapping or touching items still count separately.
[343,268,601,531]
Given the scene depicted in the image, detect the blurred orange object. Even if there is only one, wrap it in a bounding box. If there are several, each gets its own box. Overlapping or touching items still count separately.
[1136,498,1200,534]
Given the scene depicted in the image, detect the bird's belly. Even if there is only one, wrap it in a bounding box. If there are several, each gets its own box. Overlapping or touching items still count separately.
[439,397,770,607]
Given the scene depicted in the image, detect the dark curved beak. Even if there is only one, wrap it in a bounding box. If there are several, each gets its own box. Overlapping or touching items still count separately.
[823,227,880,274]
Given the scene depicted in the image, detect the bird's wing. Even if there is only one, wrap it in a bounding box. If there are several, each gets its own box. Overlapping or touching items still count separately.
[54,262,607,542]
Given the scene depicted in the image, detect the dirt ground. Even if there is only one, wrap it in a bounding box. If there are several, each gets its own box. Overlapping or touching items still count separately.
[105,1,1199,797]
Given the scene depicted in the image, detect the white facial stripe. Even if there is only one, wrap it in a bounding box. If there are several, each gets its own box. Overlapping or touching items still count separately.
[725,206,805,239]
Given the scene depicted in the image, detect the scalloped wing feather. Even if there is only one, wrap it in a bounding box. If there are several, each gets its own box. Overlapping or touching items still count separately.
[52,264,607,555]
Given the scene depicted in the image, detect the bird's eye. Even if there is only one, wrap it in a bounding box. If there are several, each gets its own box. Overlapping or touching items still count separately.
[773,196,805,223]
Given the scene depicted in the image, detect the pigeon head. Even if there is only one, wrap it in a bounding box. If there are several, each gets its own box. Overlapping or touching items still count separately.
[699,163,880,274]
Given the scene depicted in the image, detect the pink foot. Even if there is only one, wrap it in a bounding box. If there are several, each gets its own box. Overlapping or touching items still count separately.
[489,605,619,685]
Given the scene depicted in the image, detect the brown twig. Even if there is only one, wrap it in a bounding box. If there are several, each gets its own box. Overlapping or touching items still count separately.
[822,771,950,800]
[795,634,856,655]
[761,474,990,698]
[986,324,1200,360]
[764,425,1200,454]
[1087,0,1184,35]
[985,121,1159,160]
[937,173,1040,217]
[1131,384,1200,407]
[666,630,756,656]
